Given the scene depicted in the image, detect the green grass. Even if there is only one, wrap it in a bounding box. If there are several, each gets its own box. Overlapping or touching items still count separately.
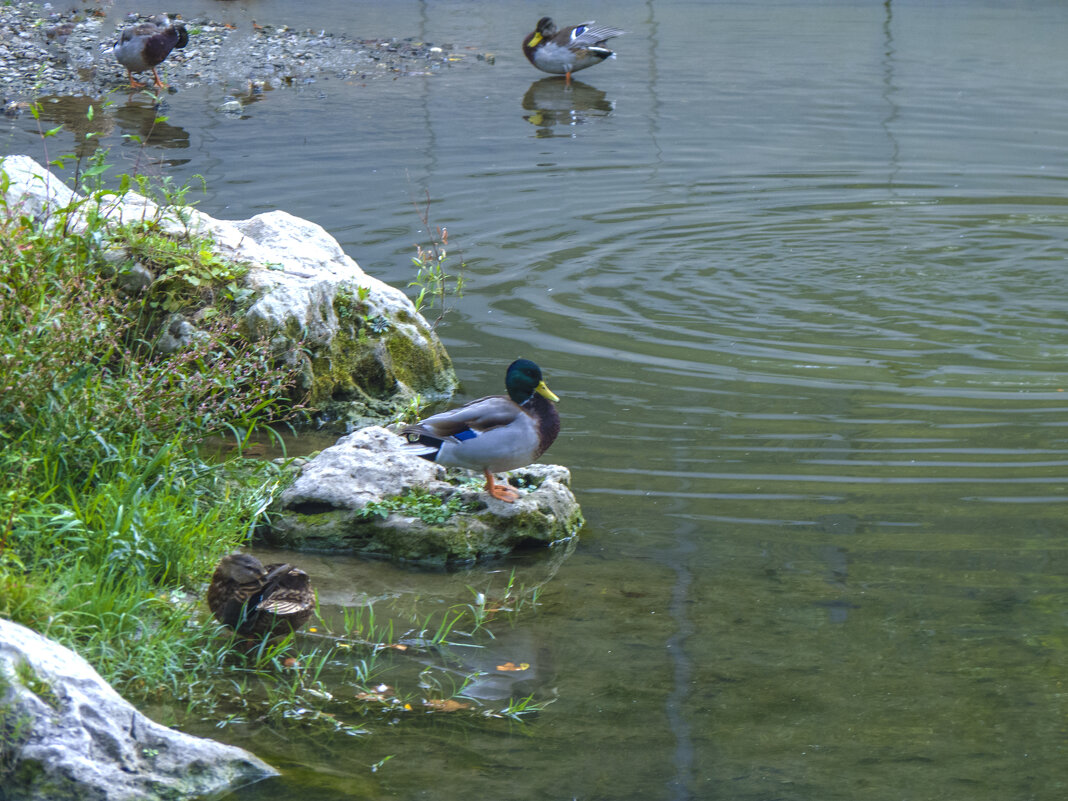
[0,153,304,712]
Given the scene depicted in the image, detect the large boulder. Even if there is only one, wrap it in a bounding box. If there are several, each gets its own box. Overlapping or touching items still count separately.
[0,618,276,801]
[0,154,456,424]
[264,426,583,565]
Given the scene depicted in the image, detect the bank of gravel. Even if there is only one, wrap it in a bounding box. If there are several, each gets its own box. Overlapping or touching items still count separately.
[1,1,491,109]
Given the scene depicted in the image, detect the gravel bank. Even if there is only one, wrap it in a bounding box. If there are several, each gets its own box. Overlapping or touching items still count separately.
[1,1,490,108]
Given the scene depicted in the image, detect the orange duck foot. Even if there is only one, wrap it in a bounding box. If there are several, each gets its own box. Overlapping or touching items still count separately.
[484,470,520,503]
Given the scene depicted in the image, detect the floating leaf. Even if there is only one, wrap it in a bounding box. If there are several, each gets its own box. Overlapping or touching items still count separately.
[496,661,530,672]
[424,699,470,712]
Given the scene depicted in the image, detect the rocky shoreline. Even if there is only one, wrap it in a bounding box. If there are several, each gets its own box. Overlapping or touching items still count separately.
[0,1,491,108]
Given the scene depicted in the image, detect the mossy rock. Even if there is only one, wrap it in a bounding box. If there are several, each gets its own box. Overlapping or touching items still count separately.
[262,427,582,566]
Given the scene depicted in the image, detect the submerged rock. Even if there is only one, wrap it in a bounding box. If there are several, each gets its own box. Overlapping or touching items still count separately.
[0,154,456,424]
[264,426,583,565]
[0,618,276,801]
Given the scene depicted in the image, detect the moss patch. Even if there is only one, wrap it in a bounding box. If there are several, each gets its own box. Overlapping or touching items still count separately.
[302,296,455,423]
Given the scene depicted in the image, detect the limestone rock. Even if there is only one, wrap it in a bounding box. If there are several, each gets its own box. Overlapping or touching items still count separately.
[0,618,276,801]
[0,155,456,424]
[265,426,583,565]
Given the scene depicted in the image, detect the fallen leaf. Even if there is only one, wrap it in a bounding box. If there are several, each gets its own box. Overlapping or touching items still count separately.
[495,661,530,672]
[423,699,470,712]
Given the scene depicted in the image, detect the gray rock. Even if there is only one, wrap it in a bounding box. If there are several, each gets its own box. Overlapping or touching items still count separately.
[0,155,457,423]
[216,99,243,114]
[0,618,276,801]
[0,154,78,223]
[155,315,204,354]
[115,262,154,296]
[265,426,583,565]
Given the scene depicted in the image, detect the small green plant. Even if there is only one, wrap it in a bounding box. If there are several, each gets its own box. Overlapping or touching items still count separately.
[116,221,249,314]
[359,488,474,525]
[14,661,60,711]
[388,393,426,426]
[497,693,554,722]
[408,191,465,326]
[370,754,394,773]
[464,569,541,633]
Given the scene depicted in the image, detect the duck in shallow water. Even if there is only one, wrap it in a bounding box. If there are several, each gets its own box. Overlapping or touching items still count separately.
[522,17,625,84]
[207,553,314,639]
[401,358,561,503]
[112,15,189,89]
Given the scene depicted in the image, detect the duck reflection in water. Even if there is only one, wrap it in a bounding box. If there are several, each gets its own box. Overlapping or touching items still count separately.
[113,97,191,151]
[521,78,615,137]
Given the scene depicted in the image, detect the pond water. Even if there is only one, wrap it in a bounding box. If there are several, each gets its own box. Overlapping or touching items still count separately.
[6,0,1068,798]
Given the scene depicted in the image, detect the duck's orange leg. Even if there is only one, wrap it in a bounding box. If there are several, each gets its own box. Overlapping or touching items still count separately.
[151,67,167,89]
[126,70,146,89]
[484,470,519,503]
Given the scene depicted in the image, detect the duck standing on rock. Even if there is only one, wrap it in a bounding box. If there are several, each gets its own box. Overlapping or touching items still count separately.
[522,17,625,84]
[402,359,561,503]
[112,15,189,89]
[207,553,315,639]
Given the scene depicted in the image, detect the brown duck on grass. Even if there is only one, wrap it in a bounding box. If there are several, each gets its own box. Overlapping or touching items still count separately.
[112,15,189,89]
[207,553,315,640]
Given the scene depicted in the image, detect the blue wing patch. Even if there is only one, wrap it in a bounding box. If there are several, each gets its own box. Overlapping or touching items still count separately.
[571,25,587,41]
[454,428,477,441]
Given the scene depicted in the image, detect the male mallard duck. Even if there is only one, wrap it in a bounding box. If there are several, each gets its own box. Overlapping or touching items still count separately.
[401,358,560,503]
[207,553,315,639]
[112,15,189,89]
[522,17,625,84]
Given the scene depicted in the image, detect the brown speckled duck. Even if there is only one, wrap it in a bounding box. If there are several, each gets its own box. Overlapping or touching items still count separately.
[522,17,625,84]
[112,15,189,89]
[401,359,560,503]
[207,553,314,639]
